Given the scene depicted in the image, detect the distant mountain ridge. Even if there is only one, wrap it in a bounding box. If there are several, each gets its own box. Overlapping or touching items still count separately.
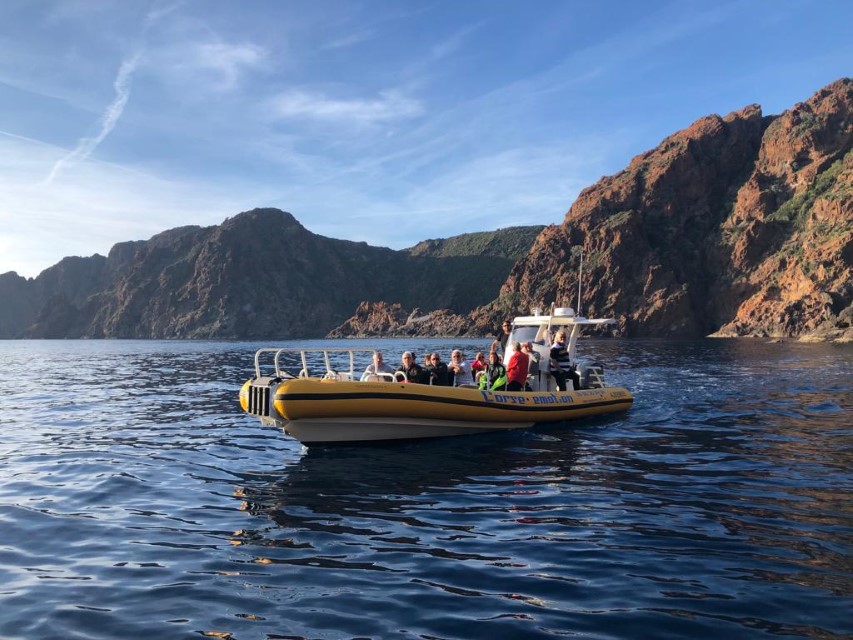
[0,211,542,338]
[1,79,850,341]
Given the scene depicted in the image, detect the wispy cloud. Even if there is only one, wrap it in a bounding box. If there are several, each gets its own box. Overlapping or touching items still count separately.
[186,41,267,90]
[430,20,486,61]
[318,28,376,51]
[268,89,423,125]
[145,0,185,25]
[42,50,142,185]
[144,35,268,93]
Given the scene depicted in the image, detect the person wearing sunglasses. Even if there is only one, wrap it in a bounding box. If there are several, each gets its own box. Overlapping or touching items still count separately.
[396,351,428,384]
[425,352,450,386]
[490,320,512,354]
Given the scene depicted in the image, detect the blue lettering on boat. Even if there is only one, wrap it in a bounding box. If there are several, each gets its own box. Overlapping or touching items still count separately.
[480,391,528,405]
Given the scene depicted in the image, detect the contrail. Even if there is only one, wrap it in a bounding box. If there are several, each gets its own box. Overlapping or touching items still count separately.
[43,51,142,185]
[41,2,182,185]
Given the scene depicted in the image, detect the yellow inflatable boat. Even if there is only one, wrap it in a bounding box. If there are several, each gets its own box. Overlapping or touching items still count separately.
[239,308,633,444]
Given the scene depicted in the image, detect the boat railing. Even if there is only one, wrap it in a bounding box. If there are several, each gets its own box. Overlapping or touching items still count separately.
[253,348,381,381]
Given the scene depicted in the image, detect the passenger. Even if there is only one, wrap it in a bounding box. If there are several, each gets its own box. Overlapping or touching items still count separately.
[505,341,529,392]
[549,330,577,391]
[479,351,507,391]
[470,351,487,381]
[425,352,451,386]
[397,351,428,384]
[364,351,395,377]
[522,342,540,390]
[490,319,512,355]
[523,342,540,375]
[449,350,473,386]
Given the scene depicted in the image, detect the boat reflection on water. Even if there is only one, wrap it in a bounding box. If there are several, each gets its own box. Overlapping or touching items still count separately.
[231,427,586,550]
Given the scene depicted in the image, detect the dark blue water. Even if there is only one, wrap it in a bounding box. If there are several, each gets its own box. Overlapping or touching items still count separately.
[0,338,850,639]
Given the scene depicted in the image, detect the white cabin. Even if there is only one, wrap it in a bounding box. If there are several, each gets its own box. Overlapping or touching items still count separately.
[502,306,615,392]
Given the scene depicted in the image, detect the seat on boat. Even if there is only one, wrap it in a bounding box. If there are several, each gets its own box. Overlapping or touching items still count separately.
[323,371,354,382]
[360,372,397,383]
[579,363,605,389]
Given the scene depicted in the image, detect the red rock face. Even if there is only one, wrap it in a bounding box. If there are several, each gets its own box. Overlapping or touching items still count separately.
[715,80,853,340]
[493,78,852,341]
[328,301,470,338]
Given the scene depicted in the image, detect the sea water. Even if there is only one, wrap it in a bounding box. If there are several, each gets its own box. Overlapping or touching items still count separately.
[0,338,850,639]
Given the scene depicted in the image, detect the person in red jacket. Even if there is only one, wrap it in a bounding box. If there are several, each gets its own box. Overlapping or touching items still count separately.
[505,341,529,391]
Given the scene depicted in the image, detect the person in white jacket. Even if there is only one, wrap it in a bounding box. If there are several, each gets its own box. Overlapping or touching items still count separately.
[449,350,473,386]
[364,351,395,376]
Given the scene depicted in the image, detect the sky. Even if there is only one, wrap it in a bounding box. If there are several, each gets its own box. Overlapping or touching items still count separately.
[0,0,851,278]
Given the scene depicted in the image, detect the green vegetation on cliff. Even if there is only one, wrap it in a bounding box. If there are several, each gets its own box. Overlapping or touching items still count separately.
[406,226,544,260]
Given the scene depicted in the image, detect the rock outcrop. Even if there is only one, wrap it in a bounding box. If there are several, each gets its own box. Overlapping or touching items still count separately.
[484,78,852,341]
[327,301,469,338]
[713,81,853,340]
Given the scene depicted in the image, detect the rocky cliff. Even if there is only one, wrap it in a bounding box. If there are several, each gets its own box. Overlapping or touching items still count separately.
[0,211,541,339]
[474,78,852,341]
[326,227,542,338]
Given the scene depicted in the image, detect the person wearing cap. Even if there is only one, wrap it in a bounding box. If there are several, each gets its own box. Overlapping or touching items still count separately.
[449,350,473,386]
[396,351,428,384]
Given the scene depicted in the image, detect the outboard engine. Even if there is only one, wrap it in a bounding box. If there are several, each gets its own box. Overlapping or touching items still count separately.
[579,362,606,389]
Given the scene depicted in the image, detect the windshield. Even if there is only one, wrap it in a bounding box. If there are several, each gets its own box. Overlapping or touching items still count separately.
[510,326,540,345]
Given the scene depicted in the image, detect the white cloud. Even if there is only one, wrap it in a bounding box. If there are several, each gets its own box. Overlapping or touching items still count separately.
[149,38,268,92]
[191,41,267,90]
[268,89,423,125]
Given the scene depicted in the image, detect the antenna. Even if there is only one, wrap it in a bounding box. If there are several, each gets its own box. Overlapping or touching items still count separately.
[577,249,583,316]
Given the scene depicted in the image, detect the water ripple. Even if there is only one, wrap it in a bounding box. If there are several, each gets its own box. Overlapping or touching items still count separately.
[0,339,850,639]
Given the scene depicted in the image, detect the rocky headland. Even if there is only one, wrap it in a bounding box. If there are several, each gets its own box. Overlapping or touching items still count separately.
[494,78,852,341]
[0,214,542,339]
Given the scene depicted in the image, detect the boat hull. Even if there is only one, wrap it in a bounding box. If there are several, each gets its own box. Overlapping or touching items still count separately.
[264,378,632,443]
[282,416,538,444]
